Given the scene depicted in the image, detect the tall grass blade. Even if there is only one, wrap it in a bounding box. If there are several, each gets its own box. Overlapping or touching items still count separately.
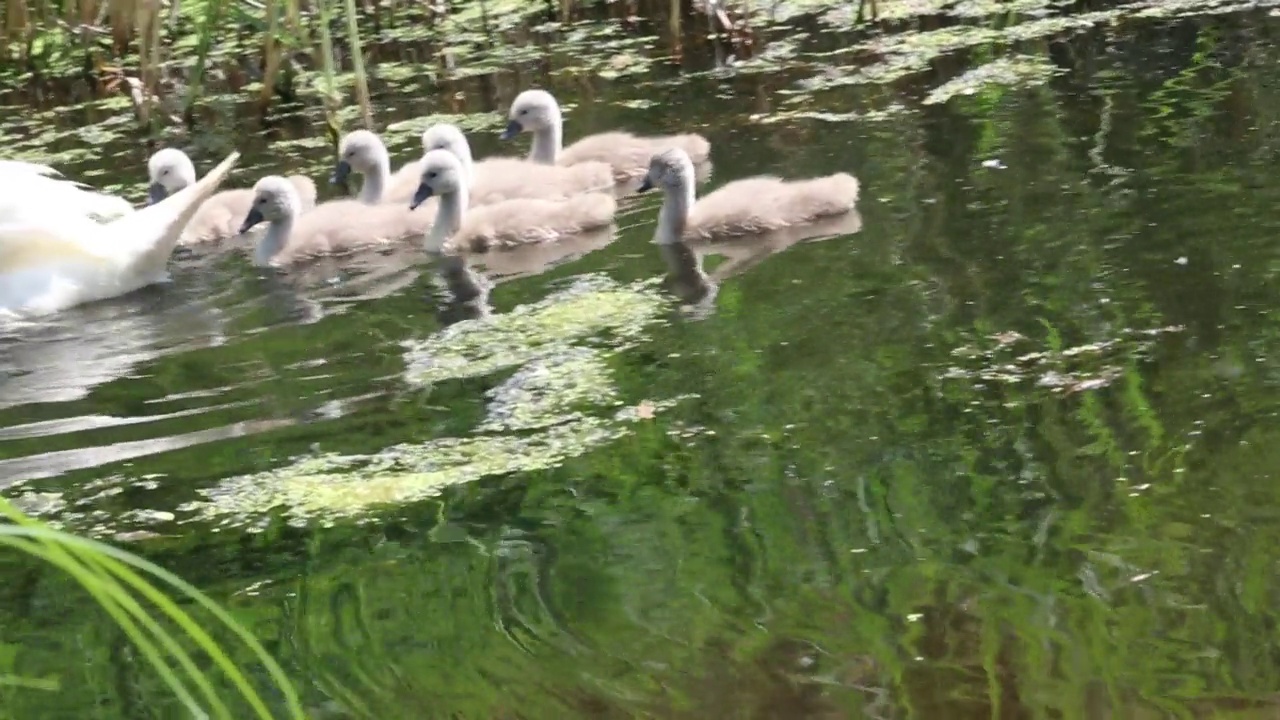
[342,0,373,128]
[0,500,306,720]
[0,536,208,716]
[183,0,228,118]
[314,0,343,149]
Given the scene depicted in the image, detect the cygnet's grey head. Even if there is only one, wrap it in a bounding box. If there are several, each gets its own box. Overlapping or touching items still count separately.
[501,89,560,140]
[332,129,388,185]
[239,176,302,234]
[410,149,466,210]
[146,148,198,204]
[421,123,469,156]
[638,148,696,194]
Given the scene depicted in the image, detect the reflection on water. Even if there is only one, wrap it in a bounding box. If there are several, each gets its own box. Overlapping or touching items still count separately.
[660,210,865,314]
[6,2,1280,718]
[0,285,226,409]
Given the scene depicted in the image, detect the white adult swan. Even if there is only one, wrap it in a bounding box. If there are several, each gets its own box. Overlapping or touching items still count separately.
[0,160,135,225]
[0,152,240,317]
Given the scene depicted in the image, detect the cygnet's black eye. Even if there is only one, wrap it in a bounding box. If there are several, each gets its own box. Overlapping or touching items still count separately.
[427,171,437,179]
[519,109,528,116]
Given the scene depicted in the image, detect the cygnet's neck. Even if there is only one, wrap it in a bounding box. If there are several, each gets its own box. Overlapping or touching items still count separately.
[359,152,391,204]
[660,240,712,305]
[450,140,477,188]
[171,170,196,193]
[428,183,469,252]
[529,114,563,165]
[256,215,293,266]
[255,195,299,266]
[655,177,696,245]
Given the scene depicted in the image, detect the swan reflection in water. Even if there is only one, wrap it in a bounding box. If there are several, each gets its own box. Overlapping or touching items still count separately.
[0,280,232,411]
[657,210,864,317]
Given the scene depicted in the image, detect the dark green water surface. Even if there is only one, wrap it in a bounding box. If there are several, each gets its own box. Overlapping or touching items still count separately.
[4,1,1280,717]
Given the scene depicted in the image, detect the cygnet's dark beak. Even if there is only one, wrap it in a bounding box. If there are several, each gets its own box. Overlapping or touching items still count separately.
[330,159,352,186]
[410,182,434,211]
[147,183,168,205]
[238,207,265,235]
[500,119,522,140]
[637,176,654,193]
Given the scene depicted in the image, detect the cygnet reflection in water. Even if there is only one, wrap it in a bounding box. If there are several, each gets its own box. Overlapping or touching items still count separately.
[426,225,619,327]
[251,241,431,326]
[658,211,864,317]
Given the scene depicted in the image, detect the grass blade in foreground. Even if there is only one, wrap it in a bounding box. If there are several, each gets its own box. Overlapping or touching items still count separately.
[0,499,307,720]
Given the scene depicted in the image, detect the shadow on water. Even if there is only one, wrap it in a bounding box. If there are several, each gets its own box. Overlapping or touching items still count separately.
[6,0,1280,717]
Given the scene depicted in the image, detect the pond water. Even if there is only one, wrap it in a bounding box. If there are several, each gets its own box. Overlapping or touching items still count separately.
[4,0,1280,717]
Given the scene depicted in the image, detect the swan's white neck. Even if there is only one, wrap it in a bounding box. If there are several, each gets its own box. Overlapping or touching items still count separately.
[103,152,239,275]
[256,214,293,266]
[655,180,695,245]
[359,154,391,204]
[530,112,563,165]
[428,184,469,252]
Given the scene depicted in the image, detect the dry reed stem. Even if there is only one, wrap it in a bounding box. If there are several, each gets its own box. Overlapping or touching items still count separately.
[259,0,283,111]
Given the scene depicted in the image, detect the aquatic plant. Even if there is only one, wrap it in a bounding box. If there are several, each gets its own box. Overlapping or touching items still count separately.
[0,497,304,719]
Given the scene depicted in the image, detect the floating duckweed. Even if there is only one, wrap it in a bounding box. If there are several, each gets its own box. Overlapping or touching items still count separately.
[785,10,1117,93]
[923,56,1059,105]
[10,491,67,518]
[1129,0,1280,18]
[940,326,1185,398]
[385,112,506,136]
[161,275,682,530]
[948,0,1064,18]
[478,348,621,433]
[752,105,909,125]
[404,274,668,386]
[181,411,656,530]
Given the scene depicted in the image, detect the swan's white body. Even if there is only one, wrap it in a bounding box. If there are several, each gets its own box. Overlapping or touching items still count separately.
[0,160,136,225]
[0,152,240,317]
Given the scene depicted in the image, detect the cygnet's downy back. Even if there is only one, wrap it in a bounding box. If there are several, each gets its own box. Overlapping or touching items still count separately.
[503,89,711,183]
[640,148,859,242]
[241,174,435,267]
[413,149,617,254]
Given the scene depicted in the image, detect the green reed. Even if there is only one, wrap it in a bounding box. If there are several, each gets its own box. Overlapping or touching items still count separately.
[0,498,305,720]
